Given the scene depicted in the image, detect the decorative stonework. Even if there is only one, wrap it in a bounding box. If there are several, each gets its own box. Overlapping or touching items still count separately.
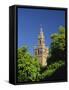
[34,26,48,66]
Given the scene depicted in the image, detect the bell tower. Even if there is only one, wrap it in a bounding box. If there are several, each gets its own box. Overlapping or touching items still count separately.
[38,25,45,48]
[34,25,48,66]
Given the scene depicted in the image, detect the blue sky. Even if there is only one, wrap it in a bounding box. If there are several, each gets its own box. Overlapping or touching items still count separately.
[18,8,65,54]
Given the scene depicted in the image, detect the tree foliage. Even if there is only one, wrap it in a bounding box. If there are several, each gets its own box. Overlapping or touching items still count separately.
[48,26,66,64]
[17,46,41,82]
[41,60,65,80]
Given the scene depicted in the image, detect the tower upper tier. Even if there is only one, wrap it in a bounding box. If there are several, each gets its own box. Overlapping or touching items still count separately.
[38,26,45,39]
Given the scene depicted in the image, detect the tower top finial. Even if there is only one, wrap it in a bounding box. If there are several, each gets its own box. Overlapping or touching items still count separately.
[40,24,43,33]
[38,24,44,39]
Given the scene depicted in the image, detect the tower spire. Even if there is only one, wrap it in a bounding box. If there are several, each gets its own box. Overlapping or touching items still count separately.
[40,24,43,33]
[38,24,44,39]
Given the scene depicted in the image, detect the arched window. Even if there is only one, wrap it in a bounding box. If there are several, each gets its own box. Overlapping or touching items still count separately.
[39,40,41,44]
[38,48,42,54]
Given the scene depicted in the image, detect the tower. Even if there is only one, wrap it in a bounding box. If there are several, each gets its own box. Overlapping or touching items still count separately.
[34,25,48,66]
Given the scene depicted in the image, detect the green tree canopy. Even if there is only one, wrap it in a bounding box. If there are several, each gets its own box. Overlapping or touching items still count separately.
[48,26,66,64]
[17,46,41,82]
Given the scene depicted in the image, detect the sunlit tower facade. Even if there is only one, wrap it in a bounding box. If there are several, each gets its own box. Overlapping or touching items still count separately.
[34,25,48,66]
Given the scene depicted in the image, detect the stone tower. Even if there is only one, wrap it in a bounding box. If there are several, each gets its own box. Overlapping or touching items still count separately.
[34,25,48,66]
